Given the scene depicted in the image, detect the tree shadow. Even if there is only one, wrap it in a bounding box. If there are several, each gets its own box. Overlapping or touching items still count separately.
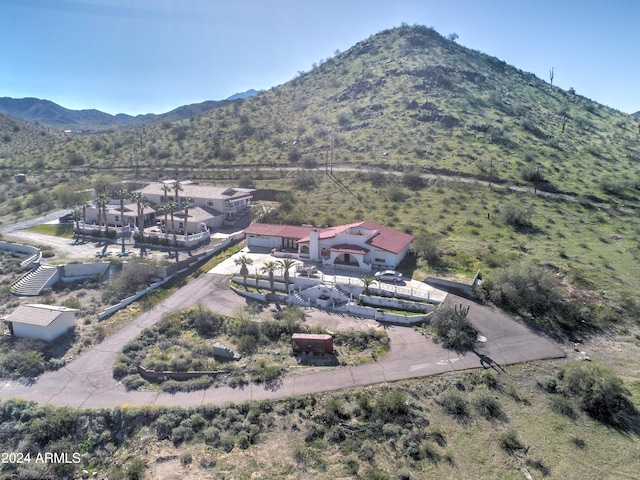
[470,348,506,373]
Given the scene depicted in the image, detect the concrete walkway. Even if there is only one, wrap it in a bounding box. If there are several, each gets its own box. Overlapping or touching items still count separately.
[0,273,565,408]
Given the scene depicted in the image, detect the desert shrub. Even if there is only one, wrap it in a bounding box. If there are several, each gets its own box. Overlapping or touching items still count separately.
[155,410,186,440]
[549,395,576,419]
[477,262,579,331]
[559,361,636,426]
[126,458,147,480]
[412,230,442,266]
[430,304,478,351]
[327,424,346,443]
[498,428,525,454]
[236,334,258,355]
[101,259,160,304]
[184,304,224,337]
[474,393,506,421]
[501,204,533,230]
[372,390,409,422]
[62,296,81,309]
[438,391,469,418]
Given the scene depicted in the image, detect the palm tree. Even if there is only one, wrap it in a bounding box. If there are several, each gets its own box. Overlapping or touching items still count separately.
[113,188,129,228]
[181,198,195,236]
[173,180,183,208]
[361,276,375,296]
[156,203,169,232]
[260,260,279,293]
[95,193,109,237]
[277,258,296,293]
[71,208,82,233]
[161,183,172,202]
[129,192,149,236]
[75,200,89,226]
[164,199,179,245]
[234,254,254,290]
[113,188,129,254]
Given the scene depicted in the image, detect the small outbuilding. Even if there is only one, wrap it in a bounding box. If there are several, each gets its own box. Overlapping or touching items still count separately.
[3,304,78,342]
[291,333,334,355]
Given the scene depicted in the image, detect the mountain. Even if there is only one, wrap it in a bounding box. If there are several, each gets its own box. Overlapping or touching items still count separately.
[25,25,635,201]
[226,89,259,100]
[0,112,67,159]
[0,96,237,132]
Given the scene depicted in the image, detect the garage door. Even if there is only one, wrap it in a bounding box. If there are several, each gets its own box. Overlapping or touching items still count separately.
[247,235,279,249]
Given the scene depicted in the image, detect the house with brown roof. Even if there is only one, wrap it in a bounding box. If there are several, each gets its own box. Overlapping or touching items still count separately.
[80,181,253,234]
[244,221,414,271]
[3,304,78,342]
[136,180,253,232]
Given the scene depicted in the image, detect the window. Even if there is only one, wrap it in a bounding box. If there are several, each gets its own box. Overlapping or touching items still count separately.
[207,200,214,208]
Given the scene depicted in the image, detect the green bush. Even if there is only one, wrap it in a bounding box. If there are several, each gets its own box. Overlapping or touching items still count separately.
[478,262,565,326]
[560,361,635,426]
[498,428,525,455]
[430,304,478,351]
[438,391,469,418]
[474,393,506,421]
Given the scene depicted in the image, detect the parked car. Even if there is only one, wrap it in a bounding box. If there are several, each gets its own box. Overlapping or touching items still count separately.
[296,263,317,275]
[58,212,74,223]
[374,270,403,283]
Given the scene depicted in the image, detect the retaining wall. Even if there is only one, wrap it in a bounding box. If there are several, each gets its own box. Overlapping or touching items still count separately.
[0,241,39,256]
[137,364,225,381]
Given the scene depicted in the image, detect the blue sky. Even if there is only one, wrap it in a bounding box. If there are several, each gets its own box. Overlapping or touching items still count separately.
[1,0,638,115]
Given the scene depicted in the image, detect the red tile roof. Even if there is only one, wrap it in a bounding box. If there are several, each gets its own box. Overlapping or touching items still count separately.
[360,221,415,255]
[244,223,314,238]
[245,221,414,254]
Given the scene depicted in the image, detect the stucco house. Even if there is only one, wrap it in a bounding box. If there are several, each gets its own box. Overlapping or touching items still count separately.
[79,181,253,234]
[136,180,253,233]
[3,304,79,342]
[244,221,414,271]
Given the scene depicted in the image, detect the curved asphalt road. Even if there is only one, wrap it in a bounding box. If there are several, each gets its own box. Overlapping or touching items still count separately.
[0,273,565,408]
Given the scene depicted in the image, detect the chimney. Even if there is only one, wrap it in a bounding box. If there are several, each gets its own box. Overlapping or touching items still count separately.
[309,228,320,261]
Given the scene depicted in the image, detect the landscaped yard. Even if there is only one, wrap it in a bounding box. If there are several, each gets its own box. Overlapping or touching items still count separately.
[113,303,389,393]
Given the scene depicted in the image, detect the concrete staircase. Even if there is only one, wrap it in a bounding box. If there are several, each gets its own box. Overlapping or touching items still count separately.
[20,250,42,269]
[11,265,60,296]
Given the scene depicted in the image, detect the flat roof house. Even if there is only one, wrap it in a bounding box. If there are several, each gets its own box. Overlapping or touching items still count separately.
[244,221,414,271]
[3,304,79,342]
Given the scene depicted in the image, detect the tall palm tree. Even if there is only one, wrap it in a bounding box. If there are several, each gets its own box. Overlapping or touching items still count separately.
[113,188,129,254]
[161,183,172,202]
[156,203,169,232]
[71,208,82,233]
[173,181,183,208]
[113,188,129,228]
[95,193,109,237]
[75,200,89,226]
[129,192,149,236]
[181,197,195,235]
[234,254,253,290]
[260,260,279,293]
[277,258,297,293]
[164,199,179,245]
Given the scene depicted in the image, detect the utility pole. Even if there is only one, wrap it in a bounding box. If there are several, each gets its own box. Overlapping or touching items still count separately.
[330,135,334,175]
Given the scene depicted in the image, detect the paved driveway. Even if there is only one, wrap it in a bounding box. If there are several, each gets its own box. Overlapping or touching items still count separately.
[0,269,565,408]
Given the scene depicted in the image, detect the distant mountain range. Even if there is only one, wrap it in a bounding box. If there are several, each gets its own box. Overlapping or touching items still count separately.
[0,89,258,131]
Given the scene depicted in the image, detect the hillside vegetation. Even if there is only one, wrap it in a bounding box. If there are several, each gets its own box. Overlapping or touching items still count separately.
[2,25,639,203]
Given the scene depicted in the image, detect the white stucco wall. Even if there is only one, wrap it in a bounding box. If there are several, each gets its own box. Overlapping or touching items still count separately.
[11,312,76,342]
